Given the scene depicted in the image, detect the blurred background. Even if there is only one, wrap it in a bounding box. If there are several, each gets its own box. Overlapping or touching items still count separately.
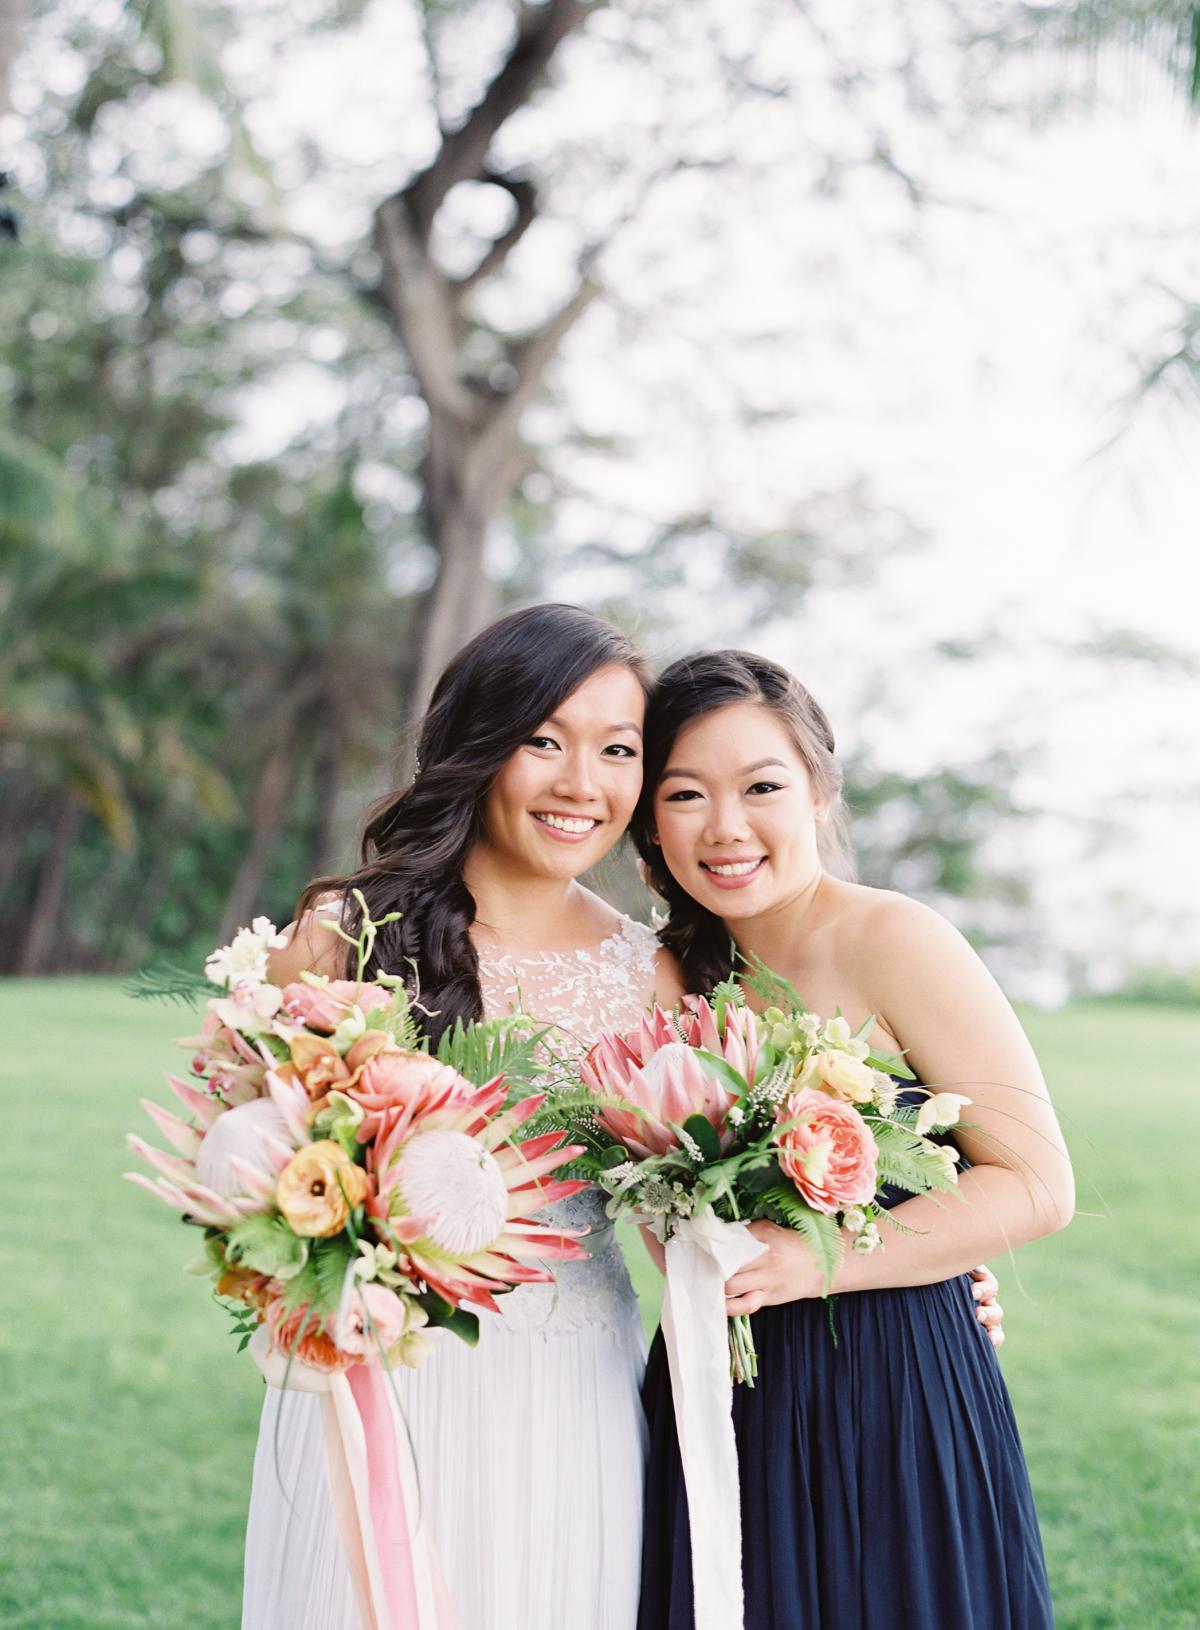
[2,5,1198,1629]
[2,0,1199,998]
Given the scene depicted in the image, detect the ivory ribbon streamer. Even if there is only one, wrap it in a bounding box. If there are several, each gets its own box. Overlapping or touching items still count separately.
[251,1329,458,1630]
[660,1215,769,1630]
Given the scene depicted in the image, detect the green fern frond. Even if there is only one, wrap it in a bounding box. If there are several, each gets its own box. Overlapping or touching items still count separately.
[123,958,216,1006]
[737,952,812,1013]
[759,1185,845,1290]
[435,1015,549,1094]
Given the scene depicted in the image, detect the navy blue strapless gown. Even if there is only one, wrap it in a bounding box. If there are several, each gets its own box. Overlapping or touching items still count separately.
[637,1142,1055,1629]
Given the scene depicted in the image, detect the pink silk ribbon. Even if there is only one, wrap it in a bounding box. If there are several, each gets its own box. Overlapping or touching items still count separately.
[322,1366,460,1630]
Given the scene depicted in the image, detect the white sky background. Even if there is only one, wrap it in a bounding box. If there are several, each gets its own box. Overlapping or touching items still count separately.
[9,0,1200,996]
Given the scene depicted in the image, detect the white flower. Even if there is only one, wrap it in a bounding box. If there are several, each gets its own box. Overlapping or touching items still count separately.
[205,920,287,990]
[843,1207,868,1234]
[852,1222,882,1254]
[823,1015,852,1048]
[727,1104,745,1127]
[935,1146,962,1185]
[915,1092,972,1138]
[871,1072,899,1117]
[330,1005,367,1049]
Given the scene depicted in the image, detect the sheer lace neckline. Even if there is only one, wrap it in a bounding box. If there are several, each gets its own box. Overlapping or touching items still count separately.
[475,914,639,969]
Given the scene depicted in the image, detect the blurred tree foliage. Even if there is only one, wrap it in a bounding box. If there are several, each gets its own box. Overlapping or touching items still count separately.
[1,0,1187,975]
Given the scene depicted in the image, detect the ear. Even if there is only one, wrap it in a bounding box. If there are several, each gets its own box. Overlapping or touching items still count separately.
[814,805,829,825]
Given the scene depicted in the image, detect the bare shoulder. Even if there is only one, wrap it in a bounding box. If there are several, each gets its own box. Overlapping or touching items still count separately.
[848,884,968,962]
[838,885,1021,1055]
[266,894,347,984]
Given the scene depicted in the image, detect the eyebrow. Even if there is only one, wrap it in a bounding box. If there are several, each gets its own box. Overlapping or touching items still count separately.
[545,716,644,737]
[659,758,789,781]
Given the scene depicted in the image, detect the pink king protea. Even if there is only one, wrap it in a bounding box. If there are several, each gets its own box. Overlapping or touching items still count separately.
[581,998,760,1159]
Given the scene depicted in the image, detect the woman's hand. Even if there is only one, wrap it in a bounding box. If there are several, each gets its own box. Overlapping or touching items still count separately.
[969,1264,1005,1349]
[724,1225,1008,1348]
[723,1220,826,1315]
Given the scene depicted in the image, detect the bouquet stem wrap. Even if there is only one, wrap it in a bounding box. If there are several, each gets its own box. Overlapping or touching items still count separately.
[252,1332,458,1630]
[660,1215,768,1630]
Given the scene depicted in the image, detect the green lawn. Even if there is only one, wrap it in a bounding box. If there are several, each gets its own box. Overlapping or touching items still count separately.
[2,983,1196,1629]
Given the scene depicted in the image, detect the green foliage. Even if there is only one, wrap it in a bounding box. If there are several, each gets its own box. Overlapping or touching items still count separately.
[123,959,217,1006]
[681,1112,721,1163]
[436,1014,550,1095]
[224,1211,310,1281]
[280,1235,355,1316]
[758,1184,845,1290]
[737,952,811,1012]
[869,1119,959,1195]
[420,1293,480,1347]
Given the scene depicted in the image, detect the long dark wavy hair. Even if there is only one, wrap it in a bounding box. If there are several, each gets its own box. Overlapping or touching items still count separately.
[298,604,652,1043]
[632,649,854,997]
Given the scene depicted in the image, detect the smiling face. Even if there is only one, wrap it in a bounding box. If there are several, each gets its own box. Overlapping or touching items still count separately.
[476,662,647,882]
[653,701,825,920]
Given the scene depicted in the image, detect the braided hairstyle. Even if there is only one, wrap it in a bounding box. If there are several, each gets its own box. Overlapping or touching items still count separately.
[632,649,853,997]
[298,603,652,1044]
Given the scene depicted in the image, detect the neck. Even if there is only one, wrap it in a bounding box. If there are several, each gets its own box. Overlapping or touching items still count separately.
[728,867,827,978]
[462,843,582,952]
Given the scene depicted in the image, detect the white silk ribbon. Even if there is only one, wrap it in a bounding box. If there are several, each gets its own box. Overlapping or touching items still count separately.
[660,1214,768,1630]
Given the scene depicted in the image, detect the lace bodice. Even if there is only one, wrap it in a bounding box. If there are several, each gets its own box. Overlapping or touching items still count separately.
[477,913,661,1337]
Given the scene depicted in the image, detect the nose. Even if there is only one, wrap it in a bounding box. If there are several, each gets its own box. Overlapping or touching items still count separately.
[703,796,750,846]
[551,750,601,805]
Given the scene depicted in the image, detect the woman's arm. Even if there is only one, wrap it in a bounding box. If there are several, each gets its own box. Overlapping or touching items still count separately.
[725,895,1074,1311]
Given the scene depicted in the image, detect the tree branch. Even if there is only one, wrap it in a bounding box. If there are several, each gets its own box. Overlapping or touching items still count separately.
[450,171,538,297]
[401,0,597,237]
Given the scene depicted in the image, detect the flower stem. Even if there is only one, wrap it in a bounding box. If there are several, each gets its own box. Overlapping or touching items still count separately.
[728,1313,759,1387]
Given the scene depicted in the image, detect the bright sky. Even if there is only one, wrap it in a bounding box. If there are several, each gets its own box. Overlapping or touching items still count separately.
[8,0,1199,996]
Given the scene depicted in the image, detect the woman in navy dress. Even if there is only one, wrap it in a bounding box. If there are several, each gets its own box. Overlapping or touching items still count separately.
[634,650,1072,1630]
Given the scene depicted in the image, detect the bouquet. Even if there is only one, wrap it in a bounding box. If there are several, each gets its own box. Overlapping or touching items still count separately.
[573,963,969,1383]
[126,900,588,1373]
[125,898,586,1630]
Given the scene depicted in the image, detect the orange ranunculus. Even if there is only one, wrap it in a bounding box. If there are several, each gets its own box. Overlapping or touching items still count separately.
[276,1140,370,1237]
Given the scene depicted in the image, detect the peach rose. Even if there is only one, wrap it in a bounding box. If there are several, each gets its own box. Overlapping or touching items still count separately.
[265,1296,351,1372]
[282,979,392,1033]
[333,1283,412,1359]
[799,1048,878,1105]
[348,1051,471,1144]
[778,1087,878,1215]
[275,1140,370,1237]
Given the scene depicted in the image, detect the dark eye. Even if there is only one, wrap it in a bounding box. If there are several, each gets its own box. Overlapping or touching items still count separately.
[663,788,701,802]
[603,744,638,758]
[527,735,559,751]
[747,781,782,795]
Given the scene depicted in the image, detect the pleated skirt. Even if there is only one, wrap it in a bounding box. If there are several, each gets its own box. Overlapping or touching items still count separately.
[242,1300,649,1630]
[638,1274,1054,1630]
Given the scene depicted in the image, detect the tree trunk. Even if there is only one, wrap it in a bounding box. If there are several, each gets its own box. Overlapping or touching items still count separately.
[18,796,85,974]
[217,728,302,944]
[412,506,499,712]
[309,708,351,878]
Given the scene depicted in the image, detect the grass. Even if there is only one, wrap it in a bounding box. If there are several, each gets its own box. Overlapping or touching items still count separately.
[2,982,1196,1629]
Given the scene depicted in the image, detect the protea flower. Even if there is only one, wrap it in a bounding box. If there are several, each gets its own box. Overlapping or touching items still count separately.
[581,998,756,1158]
[367,1077,589,1312]
[124,1078,299,1225]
